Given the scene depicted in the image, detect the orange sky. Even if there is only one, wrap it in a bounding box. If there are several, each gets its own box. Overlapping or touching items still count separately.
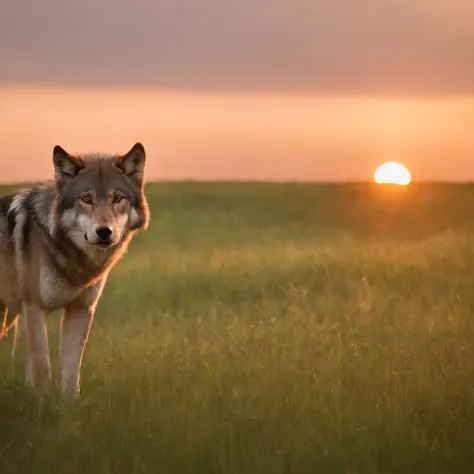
[1,86,473,183]
[2,2,473,183]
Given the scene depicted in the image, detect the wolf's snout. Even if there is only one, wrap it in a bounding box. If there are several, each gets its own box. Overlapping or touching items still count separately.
[95,225,113,241]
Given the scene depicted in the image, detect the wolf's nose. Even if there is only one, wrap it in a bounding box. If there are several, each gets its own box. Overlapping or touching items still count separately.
[96,225,113,240]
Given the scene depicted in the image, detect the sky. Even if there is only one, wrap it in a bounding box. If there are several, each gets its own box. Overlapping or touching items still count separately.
[1,0,474,182]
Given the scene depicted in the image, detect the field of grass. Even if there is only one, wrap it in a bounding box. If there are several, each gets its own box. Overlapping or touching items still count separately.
[3,182,474,473]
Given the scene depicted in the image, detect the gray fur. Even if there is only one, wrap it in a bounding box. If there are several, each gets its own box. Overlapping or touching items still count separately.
[0,143,150,400]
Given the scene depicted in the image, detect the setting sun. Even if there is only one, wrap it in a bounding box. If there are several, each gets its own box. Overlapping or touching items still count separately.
[374,162,411,185]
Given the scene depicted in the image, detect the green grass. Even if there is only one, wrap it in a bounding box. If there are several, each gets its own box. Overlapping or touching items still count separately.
[3,181,474,473]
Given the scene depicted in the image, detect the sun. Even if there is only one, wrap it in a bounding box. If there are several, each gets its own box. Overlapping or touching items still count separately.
[374,162,411,185]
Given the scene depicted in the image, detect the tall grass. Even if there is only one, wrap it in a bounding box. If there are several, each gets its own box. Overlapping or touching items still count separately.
[2,182,474,473]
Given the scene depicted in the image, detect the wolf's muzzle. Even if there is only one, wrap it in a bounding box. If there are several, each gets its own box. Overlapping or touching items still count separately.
[95,225,113,243]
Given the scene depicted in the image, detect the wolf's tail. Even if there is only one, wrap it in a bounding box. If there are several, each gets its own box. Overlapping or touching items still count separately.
[1,311,17,338]
[1,308,20,382]
[0,304,7,340]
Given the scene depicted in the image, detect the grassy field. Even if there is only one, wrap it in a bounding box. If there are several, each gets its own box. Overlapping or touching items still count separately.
[2,181,474,473]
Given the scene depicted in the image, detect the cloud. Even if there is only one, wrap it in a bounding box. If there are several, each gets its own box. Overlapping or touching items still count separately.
[1,0,473,94]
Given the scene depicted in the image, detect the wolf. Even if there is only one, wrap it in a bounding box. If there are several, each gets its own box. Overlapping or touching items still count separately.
[0,143,149,400]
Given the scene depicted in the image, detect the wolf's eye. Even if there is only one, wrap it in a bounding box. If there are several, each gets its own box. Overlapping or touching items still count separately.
[113,195,124,203]
[81,195,92,204]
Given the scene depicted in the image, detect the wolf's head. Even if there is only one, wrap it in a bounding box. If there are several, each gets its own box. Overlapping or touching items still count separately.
[53,143,150,252]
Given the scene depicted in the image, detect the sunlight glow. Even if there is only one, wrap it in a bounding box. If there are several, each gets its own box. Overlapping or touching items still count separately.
[374,162,411,185]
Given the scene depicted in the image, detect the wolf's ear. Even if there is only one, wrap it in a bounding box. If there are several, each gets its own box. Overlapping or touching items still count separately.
[115,143,146,188]
[53,146,84,186]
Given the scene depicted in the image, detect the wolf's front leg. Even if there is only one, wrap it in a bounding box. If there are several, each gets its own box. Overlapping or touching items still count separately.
[60,304,94,398]
[23,305,52,399]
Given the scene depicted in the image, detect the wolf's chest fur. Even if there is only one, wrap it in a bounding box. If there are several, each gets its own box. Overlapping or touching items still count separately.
[38,261,107,310]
